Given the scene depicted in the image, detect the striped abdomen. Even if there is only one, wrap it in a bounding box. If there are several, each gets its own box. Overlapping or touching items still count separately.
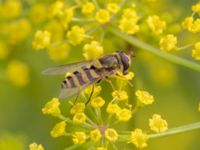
[61,65,101,88]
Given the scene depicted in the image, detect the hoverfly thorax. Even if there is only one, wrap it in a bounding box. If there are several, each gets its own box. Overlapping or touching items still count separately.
[117,51,132,74]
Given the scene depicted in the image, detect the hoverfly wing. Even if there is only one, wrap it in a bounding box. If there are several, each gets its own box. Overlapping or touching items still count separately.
[42,61,93,75]
[59,78,100,99]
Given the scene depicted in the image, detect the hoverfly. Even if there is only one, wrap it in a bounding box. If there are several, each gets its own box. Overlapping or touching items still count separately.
[43,50,132,102]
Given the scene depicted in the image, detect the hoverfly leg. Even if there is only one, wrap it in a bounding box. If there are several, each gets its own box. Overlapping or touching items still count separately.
[85,85,95,106]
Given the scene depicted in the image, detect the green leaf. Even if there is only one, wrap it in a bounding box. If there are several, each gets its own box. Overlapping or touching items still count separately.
[110,28,200,72]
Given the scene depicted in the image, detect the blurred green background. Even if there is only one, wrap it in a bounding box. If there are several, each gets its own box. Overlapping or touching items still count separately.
[0,0,200,150]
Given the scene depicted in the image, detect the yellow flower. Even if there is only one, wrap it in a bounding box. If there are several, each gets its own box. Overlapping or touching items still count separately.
[70,102,85,114]
[30,4,47,23]
[192,2,200,13]
[96,9,111,24]
[42,98,61,117]
[50,121,67,138]
[84,85,102,97]
[91,97,105,108]
[149,114,168,133]
[67,25,85,46]
[117,71,135,80]
[192,42,200,60]
[106,103,121,114]
[116,108,132,122]
[119,8,140,34]
[182,16,193,31]
[191,19,200,33]
[83,41,104,60]
[45,20,64,41]
[81,2,95,14]
[96,147,107,150]
[0,42,9,59]
[48,1,64,17]
[130,129,148,149]
[8,19,32,44]
[105,128,118,142]
[90,129,102,142]
[32,30,51,50]
[135,90,154,106]
[112,90,128,102]
[107,3,120,14]
[72,132,87,144]
[61,8,74,28]
[159,34,177,52]
[0,0,22,19]
[29,143,44,150]
[47,43,69,61]
[6,60,29,87]
[147,15,166,35]
[73,113,87,124]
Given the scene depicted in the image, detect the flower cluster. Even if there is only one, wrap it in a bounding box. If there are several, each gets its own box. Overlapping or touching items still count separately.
[32,72,169,150]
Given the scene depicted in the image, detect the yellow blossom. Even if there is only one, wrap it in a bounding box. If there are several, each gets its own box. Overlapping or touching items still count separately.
[192,2,200,13]
[0,0,22,19]
[91,97,105,108]
[135,90,154,106]
[60,8,74,28]
[70,102,85,114]
[42,98,61,117]
[149,114,168,133]
[192,42,200,60]
[96,147,107,150]
[0,42,9,59]
[191,19,200,33]
[73,113,87,124]
[159,34,177,52]
[67,25,85,46]
[116,108,132,122]
[112,90,128,102]
[107,3,120,14]
[81,2,95,14]
[72,132,87,144]
[147,15,166,35]
[84,85,102,97]
[90,129,102,142]
[105,128,118,142]
[130,129,148,149]
[48,1,64,17]
[45,20,64,41]
[50,121,67,138]
[6,60,29,87]
[8,19,31,44]
[32,30,51,50]
[106,103,121,114]
[47,43,69,61]
[119,8,140,34]
[182,16,193,31]
[83,41,104,60]
[117,71,135,80]
[96,9,111,24]
[29,143,44,150]
[30,4,47,23]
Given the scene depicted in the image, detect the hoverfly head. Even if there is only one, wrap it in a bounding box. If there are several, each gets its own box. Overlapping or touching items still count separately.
[117,50,132,73]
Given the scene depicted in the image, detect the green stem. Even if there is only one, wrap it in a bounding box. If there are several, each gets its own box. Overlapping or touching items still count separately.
[148,121,200,139]
[110,28,200,72]
[176,43,194,51]
[64,145,79,150]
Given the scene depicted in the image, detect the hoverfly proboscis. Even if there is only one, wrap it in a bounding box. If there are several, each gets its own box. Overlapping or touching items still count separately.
[42,50,132,103]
